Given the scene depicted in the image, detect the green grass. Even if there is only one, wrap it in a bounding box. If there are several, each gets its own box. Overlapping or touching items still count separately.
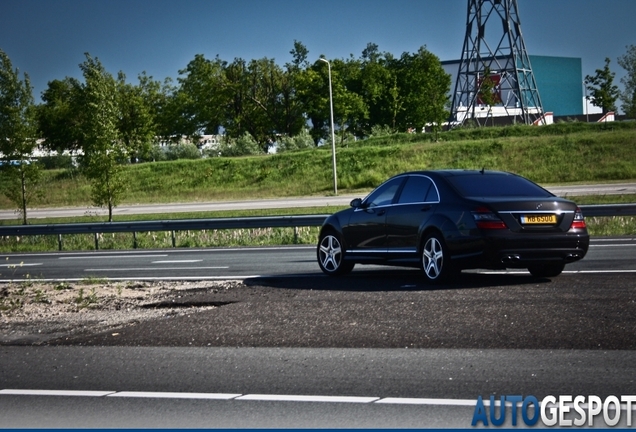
[1,122,635,210]
[1,122,636,252]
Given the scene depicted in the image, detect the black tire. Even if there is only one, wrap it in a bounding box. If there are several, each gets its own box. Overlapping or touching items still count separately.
[421,232,455,283]
[317,231,354,276]
[527,263,565,278]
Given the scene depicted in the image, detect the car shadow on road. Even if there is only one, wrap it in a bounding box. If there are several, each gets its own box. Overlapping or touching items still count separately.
[244,268,552,292]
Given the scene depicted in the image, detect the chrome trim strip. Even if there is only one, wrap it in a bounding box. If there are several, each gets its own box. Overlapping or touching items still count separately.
[501,210,574,214]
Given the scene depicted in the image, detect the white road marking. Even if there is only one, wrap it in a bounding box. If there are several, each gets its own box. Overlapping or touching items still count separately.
[0,389,115,397]
[0,389,453,405]
[109,391,241,400]
[589,244,636,247]
[0,263,42,267]
[11,389,631,409]
[59,255,168,259]
[151,260,202,263]
[235,394,380,403]
[83,266,229,271]
[0,276,259,282]
[376,397,480,406]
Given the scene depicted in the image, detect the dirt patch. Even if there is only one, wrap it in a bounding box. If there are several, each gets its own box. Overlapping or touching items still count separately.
[0,280,241,344]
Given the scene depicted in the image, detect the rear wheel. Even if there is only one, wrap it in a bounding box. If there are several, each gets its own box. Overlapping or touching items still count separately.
[527,263,565,278]
[421,232,455,283]
[317,231,354,276]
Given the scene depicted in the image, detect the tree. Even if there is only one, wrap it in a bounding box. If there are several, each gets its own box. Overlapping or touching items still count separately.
[78,53,126,222]
[617,44,636,118]
[585,57,620,114]
[176,54,227,138]
[359,45,398,133]
[477,66,499,128]
[37,77,84,155]
[0,49,41,224]
[392,47,450,134]
[117,71,156,162]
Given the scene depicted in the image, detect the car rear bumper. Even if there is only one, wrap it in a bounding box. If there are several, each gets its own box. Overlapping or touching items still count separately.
[452,231,590,270]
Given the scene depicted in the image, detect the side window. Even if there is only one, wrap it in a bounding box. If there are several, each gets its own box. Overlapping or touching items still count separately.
[397,176,438,204]
[364,177,404,208]
[425,180,440,202]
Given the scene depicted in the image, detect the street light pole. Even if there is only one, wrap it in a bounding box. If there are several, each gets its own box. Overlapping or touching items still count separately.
[319,57,337,195]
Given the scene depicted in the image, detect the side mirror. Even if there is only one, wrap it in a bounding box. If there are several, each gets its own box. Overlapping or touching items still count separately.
[350,198,363,209]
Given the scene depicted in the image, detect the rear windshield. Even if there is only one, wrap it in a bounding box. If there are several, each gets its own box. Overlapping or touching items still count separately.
[445,174,553,198]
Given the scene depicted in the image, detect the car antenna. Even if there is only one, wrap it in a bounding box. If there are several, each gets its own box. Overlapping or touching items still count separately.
[480,167,485,174]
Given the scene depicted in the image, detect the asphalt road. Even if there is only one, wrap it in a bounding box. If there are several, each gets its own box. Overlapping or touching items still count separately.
[1,238,636,427]
[1,236,635,281]
[1,347,635,428]
[1,182,636,220]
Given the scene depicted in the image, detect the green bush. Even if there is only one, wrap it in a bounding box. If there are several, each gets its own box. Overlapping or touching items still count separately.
[165,143,201,160]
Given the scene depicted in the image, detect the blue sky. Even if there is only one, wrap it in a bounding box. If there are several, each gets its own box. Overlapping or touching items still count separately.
[2,0,635,101]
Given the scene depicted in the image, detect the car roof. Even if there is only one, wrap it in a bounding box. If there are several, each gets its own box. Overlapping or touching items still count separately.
[398,169,516,178]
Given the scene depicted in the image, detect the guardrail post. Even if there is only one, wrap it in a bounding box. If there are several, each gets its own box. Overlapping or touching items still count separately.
[58,234,63,251]
[133,232,138,249]
[171,230,176,248]
[94,233,99,250]
[294,226,299,244]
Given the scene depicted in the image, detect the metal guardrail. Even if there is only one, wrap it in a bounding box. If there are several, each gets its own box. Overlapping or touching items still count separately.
[0,214,331,250]
[579,204,636,217]
[0,204,634,250]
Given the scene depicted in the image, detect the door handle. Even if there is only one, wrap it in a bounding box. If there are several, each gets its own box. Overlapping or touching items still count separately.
[421,205,432,212]
[377,209,386,216]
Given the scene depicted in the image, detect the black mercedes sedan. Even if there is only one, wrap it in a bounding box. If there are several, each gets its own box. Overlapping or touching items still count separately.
[317,170,589,282]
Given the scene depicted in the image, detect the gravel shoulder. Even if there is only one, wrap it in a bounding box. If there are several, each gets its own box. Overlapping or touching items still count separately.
[2,272,635,350]
[0,280,241,345]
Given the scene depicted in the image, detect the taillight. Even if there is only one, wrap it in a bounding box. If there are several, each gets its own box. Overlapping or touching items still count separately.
[472,206,507,230]
[570,207,586,230]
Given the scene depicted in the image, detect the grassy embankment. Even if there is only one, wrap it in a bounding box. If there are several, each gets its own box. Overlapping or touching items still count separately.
[1,122,635,252]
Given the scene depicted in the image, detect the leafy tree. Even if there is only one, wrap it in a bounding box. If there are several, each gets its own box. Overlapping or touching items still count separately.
[477,66,499,128]
[585,57,620,114]
[277,41,310,138]
[117,71,156,162]
[359,48,398,132]
[138,73,181,143]
[0,49,41,224]
[296,63,329,144]
[78,53,126,222]
[242,57,285,146]
[617,44,636,118]
[176,54,226,138]
[392,47,450,134]
[318,57,368,145]
[37,77,84,154]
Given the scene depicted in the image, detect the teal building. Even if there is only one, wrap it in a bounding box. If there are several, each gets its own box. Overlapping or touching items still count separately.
[442,55,584,117]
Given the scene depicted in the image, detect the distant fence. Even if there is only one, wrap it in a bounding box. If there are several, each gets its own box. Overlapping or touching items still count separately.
[0,204,634,251]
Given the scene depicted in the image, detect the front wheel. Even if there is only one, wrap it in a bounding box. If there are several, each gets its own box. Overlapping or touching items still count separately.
[527,263,565,278]
[421,232,454,283]
[317,231,354,276]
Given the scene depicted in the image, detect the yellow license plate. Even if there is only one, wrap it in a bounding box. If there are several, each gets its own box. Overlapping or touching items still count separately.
[520,214,557,224]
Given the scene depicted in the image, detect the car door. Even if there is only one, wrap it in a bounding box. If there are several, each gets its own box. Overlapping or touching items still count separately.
[343,176,405,255]
[385,175,439,257]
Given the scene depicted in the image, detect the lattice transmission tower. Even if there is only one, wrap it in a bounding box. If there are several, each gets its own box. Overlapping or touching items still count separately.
[449,0,544,126]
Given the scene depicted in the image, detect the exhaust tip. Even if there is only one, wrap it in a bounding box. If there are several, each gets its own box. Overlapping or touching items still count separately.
[501,254,521,264]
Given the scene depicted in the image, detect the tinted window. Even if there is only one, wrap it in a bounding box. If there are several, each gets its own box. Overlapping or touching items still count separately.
[398,176,438,204]
[364,177,404,207]
[446,174,552,198]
